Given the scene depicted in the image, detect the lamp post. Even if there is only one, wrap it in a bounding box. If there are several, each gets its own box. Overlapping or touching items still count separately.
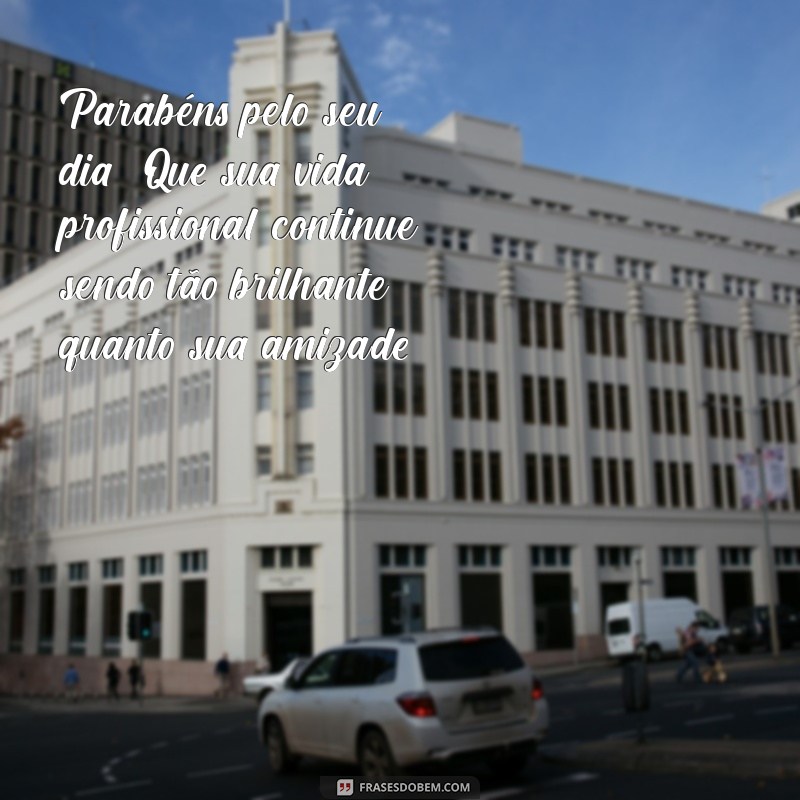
[753,400,781,658]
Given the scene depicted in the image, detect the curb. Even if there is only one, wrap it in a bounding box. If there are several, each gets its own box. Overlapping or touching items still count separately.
[541,739,800,780]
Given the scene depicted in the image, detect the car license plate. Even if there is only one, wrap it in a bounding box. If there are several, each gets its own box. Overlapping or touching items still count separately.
[473,698,502,715]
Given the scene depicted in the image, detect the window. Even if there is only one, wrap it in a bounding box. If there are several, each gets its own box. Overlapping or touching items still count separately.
[256,446,272,476]
[101,559,124,580]
[671,265,708,290]
[139,555,163,576]
[297,444,314,475]
[525,453,571,505]
[492,235,536,262]
[373,363,388,413]
[180,550,208,573]
[256,131,271,162]
[556,245,597,272]
[256,363,272,411]
[256,200,271,246]
[616,256,654,281]
[295,128,312,163]
[448,290,496,341]
[296,366,313,410]
[723,274,759,299]
[585,308,626,357]
[375,446,389,498]
[411,365,426,416]
[645,316,684,364]
[423,223,472,252]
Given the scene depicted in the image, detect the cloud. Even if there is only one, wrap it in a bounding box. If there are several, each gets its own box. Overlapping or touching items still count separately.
[370,7,452,99]
[0,0,44,47]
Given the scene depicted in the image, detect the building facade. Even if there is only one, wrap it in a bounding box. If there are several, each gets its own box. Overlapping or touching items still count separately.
[0,37,224,287]
[1,25,800,686]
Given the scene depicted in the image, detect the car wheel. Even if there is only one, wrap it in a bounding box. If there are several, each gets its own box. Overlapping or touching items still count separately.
[488,754,528,777]
[647,644,663,663]
[358,729,398,779]
[265,717,294,774]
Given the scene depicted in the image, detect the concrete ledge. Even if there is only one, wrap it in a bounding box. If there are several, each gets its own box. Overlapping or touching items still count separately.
[542,739,800,780]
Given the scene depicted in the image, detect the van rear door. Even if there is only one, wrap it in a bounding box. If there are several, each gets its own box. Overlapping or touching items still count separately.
[606,607,634,656]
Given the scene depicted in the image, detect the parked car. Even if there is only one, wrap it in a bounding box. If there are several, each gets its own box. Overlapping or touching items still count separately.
[244,658,309,702]
[605,598,731,661]
[258,629,549,778]
[727,605,800,653]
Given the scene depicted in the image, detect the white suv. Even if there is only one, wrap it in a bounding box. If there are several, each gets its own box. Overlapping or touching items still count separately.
[258,629,549,777]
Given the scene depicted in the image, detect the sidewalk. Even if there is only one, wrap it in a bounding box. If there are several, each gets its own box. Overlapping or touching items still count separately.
[0,694,254,714]
[542,738,800,779]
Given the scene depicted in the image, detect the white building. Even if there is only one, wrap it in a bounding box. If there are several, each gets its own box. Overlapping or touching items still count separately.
[2,24,800,684]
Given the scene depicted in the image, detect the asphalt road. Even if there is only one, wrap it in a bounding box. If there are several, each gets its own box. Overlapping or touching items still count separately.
[1,651,798,800]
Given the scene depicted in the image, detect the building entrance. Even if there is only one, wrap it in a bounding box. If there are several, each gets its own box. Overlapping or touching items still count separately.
[263,592,313,671]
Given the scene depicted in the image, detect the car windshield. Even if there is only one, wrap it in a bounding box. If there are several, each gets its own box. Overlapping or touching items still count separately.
[608,618,631,635]
[418,635,524,681]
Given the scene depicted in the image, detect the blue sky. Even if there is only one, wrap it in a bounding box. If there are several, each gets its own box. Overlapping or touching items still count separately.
[4,0,799,212]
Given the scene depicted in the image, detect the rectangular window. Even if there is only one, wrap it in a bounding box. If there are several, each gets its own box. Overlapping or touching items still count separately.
[483,294,496,342]
[392,363,407,414]
[375,446,389,498]
[554,378,568,426]
[373,363,388,413]
[394,447,409,498]
[412,364,426,416]
[518,299,531,346]
[296,367,313,410]
[486,372,499,421]
[448,289,461,338]
[413,447,428,499]
[409,284,424,334]
[451,369,464,419]
[538,377,551,425]
[465,292,479,340]
[256,363,272,412]
[489,452,502,502]
[468,370,482,419]
[522,375,535,424]
[453,449,467,500]
[470,451,484,501]
[592,458,604,505]
[525,454,538,502]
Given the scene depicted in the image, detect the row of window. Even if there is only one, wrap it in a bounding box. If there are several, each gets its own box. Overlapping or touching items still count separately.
[451,369,500,421]
[374,363,425,416]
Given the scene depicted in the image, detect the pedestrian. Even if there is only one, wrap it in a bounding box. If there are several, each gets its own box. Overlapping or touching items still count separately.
[676,622,703,683]
[214,652,231,699]
[128,659,145,701]
[106,662,121,701]
[63,663,80,702]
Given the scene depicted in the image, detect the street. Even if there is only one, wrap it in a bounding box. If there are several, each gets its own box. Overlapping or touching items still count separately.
[1,652,798,800]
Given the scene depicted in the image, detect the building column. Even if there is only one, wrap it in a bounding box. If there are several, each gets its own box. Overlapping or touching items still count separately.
[52,570,69,656]
[160,553,181,660]
[504,540,532,652]
[497,260,521,502]
[22,567,38,655]
[738,299,759,453]
[429,530,457,626]
[627,281,653,506]
[85,563,103,656]
[121,554,138,658]
[426,250,448,500]
[684,290,711,507]
[564,272,589,504]
[573,541,601,649]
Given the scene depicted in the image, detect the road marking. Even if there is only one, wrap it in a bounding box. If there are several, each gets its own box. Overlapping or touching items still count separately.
[606,725,660,740]
[685,713,734,727]
[250,795,282,800]
[150,741,167,749]
[186,764,253,779]
[481,788,524,800]
[180,734,200,743]
[755,704,798,716]
[75,780,153,797]
[537,772,599,790]
[124,749,140,758]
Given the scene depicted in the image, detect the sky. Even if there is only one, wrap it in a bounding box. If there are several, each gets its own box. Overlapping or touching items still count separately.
[4,0,800,212]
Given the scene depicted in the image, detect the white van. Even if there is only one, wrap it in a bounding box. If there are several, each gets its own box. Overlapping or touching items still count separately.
[605,598,730,660]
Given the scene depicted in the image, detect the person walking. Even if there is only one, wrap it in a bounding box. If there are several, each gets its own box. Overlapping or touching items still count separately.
[63,663,80,702]
[106,662,121,701]
[128,659,145,702]
[676,623,704,683]
[214,652,231,699]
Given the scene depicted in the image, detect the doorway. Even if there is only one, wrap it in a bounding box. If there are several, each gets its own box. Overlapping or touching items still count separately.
[181,580,206,660]
[600,582,629,629]
[263,592,313,671]
[778,572,800,609]
[663,572,698,601]
[721,572,754,621]
[460,573,503,631]
[532,573,574,650]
